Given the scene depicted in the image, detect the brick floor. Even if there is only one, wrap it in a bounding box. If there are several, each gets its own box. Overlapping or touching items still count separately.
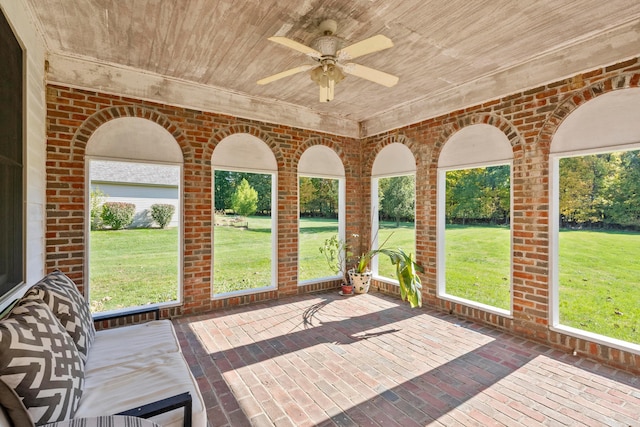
[173,292,640,426]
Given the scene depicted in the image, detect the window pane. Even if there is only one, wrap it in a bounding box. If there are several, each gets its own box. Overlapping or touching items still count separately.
[444,165,510,310]
[558,151,640,344]
[377,175,415,279]
[214,171,273,294]
[89,161,180,312]
[299,177,339,281]
[0,8,23,296]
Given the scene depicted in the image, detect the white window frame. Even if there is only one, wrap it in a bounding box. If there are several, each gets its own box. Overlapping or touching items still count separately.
[549,144,640,355]
[370,172,416,282]
[371,143,417,284]
[548,88,640,355]
[436,160,513,317]
[210,133,279,299]
[436,123,514,317]
[85,156,184,313]
[84,117,184,314]
[211,166,278,299]
[297,174,346,285]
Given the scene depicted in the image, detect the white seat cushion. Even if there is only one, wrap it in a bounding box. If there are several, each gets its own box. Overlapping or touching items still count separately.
[77,320,205,427]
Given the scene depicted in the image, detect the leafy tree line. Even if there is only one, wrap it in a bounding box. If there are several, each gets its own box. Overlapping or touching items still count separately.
[560,150,640,229]
[446,165,510,225]
[215,171,271,215]
[217,150,640,229]
[443,150,640,229]
[379,175,415,224]
[300,177,339,217]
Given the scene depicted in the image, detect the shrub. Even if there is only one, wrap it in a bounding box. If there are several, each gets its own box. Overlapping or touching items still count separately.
[101,202,135,230]
[151,203,176,228]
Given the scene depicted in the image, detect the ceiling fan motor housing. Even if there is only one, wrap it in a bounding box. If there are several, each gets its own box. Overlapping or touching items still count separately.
[311,35,342,57]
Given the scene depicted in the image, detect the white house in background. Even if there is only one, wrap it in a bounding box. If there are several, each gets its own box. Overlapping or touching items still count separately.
[90,160,180,228]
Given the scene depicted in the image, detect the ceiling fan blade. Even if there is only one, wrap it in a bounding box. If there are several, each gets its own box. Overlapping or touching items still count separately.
[342,63,399,87]
[257,65,314,85]
[268,36,321,57]
[337,34,394,60]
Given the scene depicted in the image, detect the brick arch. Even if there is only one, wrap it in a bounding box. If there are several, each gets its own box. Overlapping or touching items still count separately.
[363,134,418,177]
[293,135,351,175]
[429,114,522,169]
[538,71,640,153]
[71,105,187,159]
[208,124,283,168]
[47,105,187,292]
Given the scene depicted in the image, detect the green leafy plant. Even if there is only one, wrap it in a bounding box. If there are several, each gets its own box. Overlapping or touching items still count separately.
[320,231,424,307]
[377,248,424,308]
[101,202,135,230]
[319,234,352,286]
[151,203,175,229]
[90,187,106,230]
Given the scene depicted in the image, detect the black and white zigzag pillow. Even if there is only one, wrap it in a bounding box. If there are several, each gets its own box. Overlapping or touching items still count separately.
[0,299,84,424]
[23,271,96,364]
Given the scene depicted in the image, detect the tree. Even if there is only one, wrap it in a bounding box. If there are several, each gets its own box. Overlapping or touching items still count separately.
[214,170,237,211]
[445,166,510,225]
[299,177,316,215]
[245,173,272,214]
[232,178,258,217]
[446,169,483,224]
[604,151,640,228]
[559,154,612,227]
[379,175,415,225]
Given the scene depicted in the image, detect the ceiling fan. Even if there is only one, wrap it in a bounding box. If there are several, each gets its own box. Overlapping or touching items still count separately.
[257,19,399,102]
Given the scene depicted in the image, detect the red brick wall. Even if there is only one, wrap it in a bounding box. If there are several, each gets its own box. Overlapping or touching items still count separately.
[45,56,640,373]
[365,59,640,373]
[44,88,360,316]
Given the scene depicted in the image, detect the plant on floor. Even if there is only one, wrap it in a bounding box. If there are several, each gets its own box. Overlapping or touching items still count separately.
[320,232,424,307]
[319,234,353,294]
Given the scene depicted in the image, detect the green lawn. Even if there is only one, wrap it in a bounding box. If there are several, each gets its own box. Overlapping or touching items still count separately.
[89,228,179,312]
[213,216,273,293]
[444,224,511,310]
[90,220,639,344]
[298,217,339,281]
[377,222,416,279]
[444,225,639,344]
[558,229,640,343]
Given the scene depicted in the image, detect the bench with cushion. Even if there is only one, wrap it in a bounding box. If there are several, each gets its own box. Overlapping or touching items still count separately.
[0,271,206,427]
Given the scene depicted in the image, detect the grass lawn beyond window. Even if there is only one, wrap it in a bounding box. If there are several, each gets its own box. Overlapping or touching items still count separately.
[89,228,179,312]
[90,221,639,345]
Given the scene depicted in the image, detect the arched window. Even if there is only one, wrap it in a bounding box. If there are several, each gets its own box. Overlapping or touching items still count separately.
[550,88,640,348]
[211,134,277,297]
[437,124,513,314]
[371,143,416,281]
[86,117,183,313]
[298,145,345,283]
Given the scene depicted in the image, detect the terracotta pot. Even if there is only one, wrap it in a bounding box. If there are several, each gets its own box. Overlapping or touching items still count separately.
[341,284,353,295]
[349,269,372,294]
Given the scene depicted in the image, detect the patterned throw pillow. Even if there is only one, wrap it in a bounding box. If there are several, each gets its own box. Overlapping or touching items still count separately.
[0,299,84,424]
[23,271,96,364]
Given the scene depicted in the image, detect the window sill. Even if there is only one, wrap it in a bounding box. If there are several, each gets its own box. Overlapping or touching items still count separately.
[550,324,640,356]
[437,293,513,319]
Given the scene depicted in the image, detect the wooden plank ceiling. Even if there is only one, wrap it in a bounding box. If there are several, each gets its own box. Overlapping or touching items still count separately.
[25,0,640,137]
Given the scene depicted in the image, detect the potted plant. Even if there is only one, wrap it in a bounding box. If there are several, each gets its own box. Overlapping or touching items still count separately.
[320,233,425,307]
[319,234,353,295]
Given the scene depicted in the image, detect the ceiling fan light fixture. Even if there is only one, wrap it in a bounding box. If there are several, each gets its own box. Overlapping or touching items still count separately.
[310,63,345,102]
